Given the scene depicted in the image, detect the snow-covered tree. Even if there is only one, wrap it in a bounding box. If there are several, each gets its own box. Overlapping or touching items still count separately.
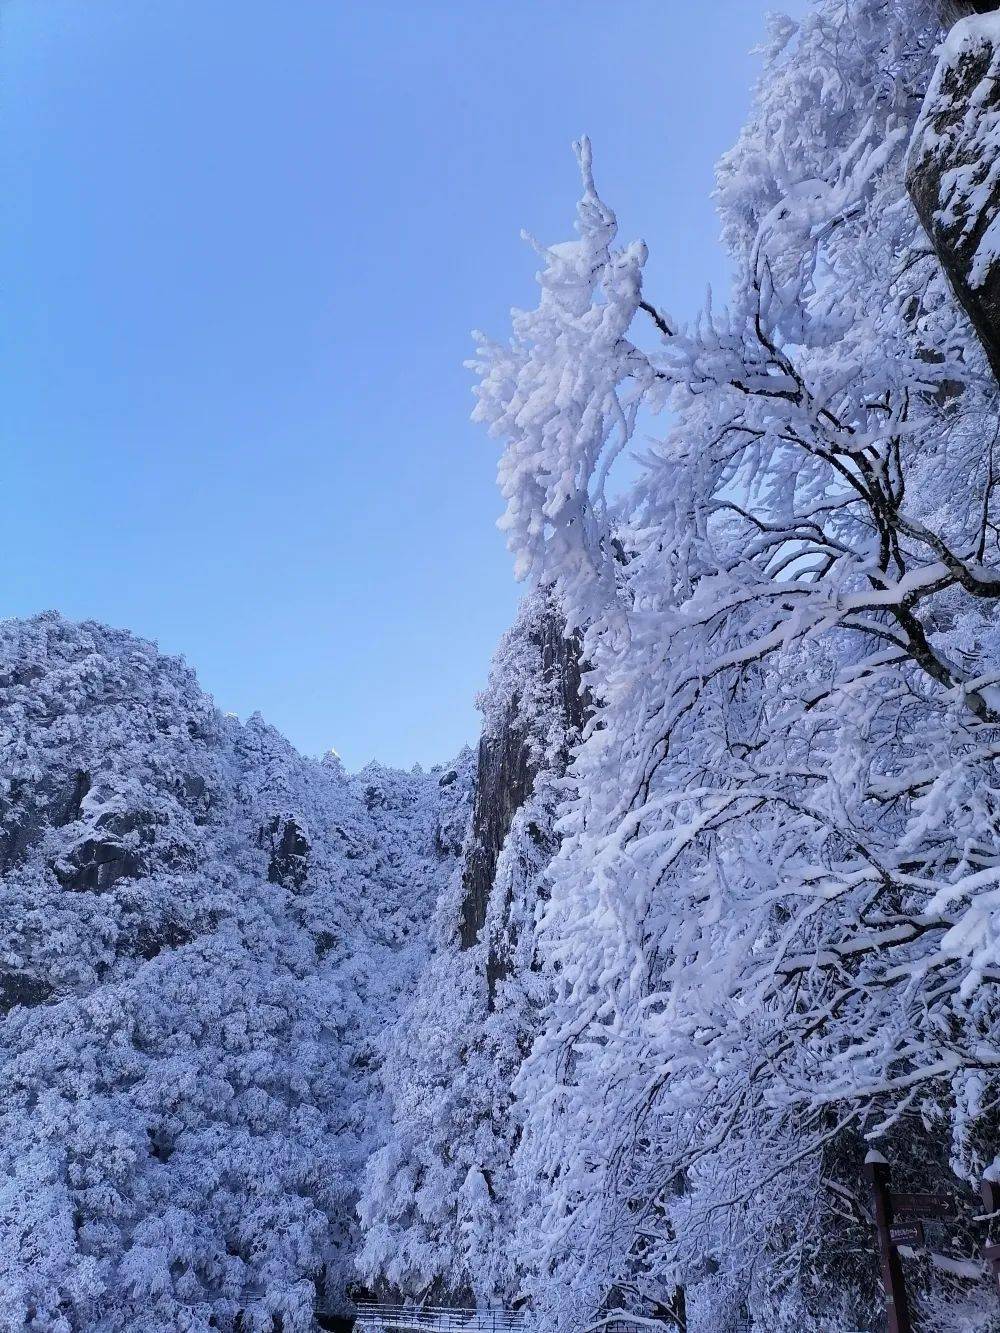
[473,1,1000,1326]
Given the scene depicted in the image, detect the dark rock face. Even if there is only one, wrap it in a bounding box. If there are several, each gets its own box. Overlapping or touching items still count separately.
[55,803,199,892]
[907,15,1000,382]
[459,723,533,953]
[459,604,585,954]
[0,970,51,1014]
[55,830,145,891]
[0,770,91,874]
[262,814,310,889]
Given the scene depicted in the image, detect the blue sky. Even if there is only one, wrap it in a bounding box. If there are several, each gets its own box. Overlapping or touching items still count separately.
[1,0,806,770]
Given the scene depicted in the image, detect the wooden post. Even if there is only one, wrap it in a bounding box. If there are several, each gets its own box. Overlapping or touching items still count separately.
[982,1176,1000,1298]
[864,1150,913,1333]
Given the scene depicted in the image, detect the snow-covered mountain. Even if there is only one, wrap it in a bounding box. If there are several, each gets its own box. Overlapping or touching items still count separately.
[0,612,471,1331]
[0,589,587,1330]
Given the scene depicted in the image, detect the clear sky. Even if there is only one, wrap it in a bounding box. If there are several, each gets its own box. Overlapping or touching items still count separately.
[1,0,807,771]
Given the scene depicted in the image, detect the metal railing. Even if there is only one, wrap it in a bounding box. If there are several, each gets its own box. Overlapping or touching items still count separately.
[354,1304,529,1333]
[580,1318,679,1333]
[354,1303,680,1333]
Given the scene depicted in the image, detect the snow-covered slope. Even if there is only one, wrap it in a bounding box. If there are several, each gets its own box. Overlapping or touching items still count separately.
[0,612,470,1332]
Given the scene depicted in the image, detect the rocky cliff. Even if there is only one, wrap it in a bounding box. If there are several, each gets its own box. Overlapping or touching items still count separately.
[459,592,585,993]
[908,7,1000,378]
[355,588,585,1306]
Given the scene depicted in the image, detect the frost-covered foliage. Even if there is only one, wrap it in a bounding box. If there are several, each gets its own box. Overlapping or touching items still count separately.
[470,0,1000,1327]
[0,613,466,1332]
[358,589,582,1309]
[471,139,650,626]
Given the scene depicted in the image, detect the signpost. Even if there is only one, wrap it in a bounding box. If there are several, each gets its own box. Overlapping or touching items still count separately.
[983,1178,1000,1294]
[862,1159,1000,1330]
[888,1223,924,1247]
[889,1192,955,1219]
[864,1151,913,1333]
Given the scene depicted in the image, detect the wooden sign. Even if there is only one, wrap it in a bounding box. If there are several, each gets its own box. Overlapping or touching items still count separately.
[889,1223,924,1247]
[984,1240,1000,1293]
[890,1192,955,1219]
[979,1180,1000,1294]
[864,1154,913,1333]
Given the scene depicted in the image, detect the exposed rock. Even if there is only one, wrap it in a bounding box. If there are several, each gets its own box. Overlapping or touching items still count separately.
[64,769,91,824]
[130,918,193,962]
[54,833,144,891]
[0,970,51,1015]
[459,715,533,952]
[0,769,91,874]
[907,11,1000,381]
[54,806,163,891]
[459,594,585,984]
[261,814,310,889]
